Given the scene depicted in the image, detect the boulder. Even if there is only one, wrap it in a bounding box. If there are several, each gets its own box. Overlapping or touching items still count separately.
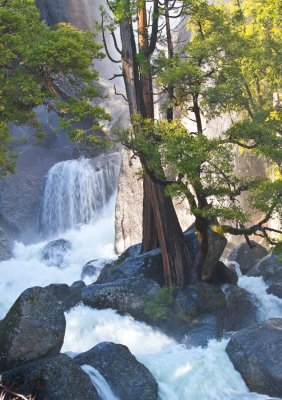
[82,276,160,321]
[40,238,72,267]
[43,282,85,311]
[247,253,282,285]
[2,354,99,400]
[267,284,282,299]
[0,227,13,262]
[184,226,227,281]
[226,319,282,398]
[0,286,65,372]
[173,282,227,341]
[207,261,238,286]
[85,252,227,342]
[229,241,268,275]
[81,259,109,281]
[74,342,158,400]
[182,314,219,348]
[223,285,259,331]
[96,246,164,286]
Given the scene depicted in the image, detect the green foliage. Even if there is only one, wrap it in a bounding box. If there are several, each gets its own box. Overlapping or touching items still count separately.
[120,0,281,242]
[144,287,174,321]
[0,0,108,178]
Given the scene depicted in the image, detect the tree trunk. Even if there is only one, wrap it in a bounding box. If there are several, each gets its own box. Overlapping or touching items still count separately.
[119,0,193,287]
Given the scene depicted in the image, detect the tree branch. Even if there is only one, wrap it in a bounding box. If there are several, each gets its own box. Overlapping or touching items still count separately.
[101,14,121,64]
[114,84,128,102]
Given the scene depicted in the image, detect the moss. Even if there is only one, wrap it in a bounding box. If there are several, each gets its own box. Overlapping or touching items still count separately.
[144,287,174,321]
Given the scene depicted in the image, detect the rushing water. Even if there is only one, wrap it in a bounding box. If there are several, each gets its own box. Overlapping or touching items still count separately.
[40,154,121,238]
[1,157,282,400]
[81,365,120,400]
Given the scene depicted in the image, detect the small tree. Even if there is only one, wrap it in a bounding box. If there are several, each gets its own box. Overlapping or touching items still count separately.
[121,0,282,281]
[0,0,110,178]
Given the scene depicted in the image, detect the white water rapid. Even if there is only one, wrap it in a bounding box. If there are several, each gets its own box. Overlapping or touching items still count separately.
[0,156,282,400]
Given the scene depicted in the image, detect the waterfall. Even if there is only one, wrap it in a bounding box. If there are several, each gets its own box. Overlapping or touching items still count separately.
[81,365,119,400]
[40,154,121,238]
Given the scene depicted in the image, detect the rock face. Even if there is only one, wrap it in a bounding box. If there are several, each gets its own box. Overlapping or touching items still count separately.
[226,319,282,398]
[224,285,259,331]
[74,342,158,400]
[229,241,268,275]
[0,286,66,372]
[40,239,72,267]
[2,354,99,400]
[0,227,13,261]
[247,254,282,285]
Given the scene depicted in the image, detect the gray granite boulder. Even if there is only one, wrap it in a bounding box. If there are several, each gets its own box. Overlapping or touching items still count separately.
[226,319,282,398]
[82,276,160,321]
[0,286,66,372]
[224,285,259,331]
[229,241,268,275]
[247,254,282,285]
[74,342,158,400]
[2,354,99,400]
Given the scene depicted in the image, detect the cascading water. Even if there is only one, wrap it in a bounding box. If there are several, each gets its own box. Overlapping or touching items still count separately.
[40,153,121,238]
[1,153,282,399]
[81,365,119,400]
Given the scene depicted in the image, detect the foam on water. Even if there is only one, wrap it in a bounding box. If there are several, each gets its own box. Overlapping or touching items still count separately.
[0,194,116,319]
[238,275,282,321]
[62,306,277,400]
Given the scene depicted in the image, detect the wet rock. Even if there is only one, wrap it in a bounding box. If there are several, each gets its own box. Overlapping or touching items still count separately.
[182,314,218,348]
[82,276,160,321]
[0,227,13,262]
[97,247,164,286]
[81,259,109,282]
[247,254,282,285]
[40,238,71,267]
[229,241,268,275]
[226,319,282,398]
[267,284,282,299]
[224,285,259,331]
[44,282,85,311]
[173,282,227,340]
[207,261,238,286]
[74,342,158,400]
[86,252,227,342]
[0,286,65,372]
[2,354,99,400]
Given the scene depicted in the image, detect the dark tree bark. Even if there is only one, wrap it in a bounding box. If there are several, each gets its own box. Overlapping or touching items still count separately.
[117,0,193,287]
